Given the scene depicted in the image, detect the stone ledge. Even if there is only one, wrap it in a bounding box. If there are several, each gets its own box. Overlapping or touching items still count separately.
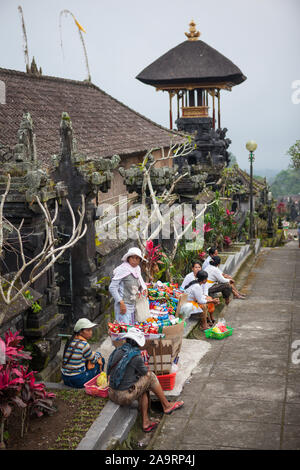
[76,401,138,450]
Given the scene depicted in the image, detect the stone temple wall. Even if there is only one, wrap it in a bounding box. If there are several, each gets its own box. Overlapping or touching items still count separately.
[0,112,121,381]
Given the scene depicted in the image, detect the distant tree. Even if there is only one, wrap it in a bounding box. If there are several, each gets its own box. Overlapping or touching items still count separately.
[271,168,300,197]
[287,140,300,169]
[253,175,265,183]
[228,152,237,167]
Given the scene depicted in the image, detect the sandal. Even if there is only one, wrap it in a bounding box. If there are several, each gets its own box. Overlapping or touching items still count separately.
[143,421,159,433]
[164,401,184,415]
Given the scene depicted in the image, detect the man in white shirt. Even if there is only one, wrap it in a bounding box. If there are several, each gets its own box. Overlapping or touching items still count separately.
[180,261,202,290]
[203,248,246,300]
[204,255,233,305]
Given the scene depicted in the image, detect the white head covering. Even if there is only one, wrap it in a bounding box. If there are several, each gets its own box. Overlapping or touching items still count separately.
[74,318,97,332]
[123,327,145,347]
[121,247,147,262]
[112,247,147,291]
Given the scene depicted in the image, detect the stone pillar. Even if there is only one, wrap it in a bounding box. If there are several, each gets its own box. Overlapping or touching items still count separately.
[52,113,120,330]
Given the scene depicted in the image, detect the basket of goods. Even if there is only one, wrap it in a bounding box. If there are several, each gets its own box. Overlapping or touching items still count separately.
[204,321,233,340]
[84,372,109,397]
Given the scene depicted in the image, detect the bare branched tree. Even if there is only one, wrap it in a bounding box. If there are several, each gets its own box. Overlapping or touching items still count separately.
[134,141,212,260]
[18,5,30,72]
[96,139,214,281]
[0,175,87,319]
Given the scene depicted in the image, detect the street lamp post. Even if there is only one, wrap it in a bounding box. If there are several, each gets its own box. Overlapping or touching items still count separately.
[246,140,258,242]
[267,191,274,238]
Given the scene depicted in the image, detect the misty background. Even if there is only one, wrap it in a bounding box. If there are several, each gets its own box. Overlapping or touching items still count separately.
[1,0,299,180]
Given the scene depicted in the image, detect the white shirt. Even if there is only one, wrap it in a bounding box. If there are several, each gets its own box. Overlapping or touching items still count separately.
[181,272,196,290]
[204,264,230,287]
[202,256,212,270]
[185,283,207,305]
[201,281,209,297]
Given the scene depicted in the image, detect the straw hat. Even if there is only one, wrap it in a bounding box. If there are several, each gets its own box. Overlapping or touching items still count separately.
[121,247,147,263]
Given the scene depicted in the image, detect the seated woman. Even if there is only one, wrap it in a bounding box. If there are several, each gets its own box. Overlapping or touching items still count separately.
[107,328,184,433]
[61,318,105,389]
[202,246,217,270]
[109,247,148,325]
[180,260,202,290]
[183,270,220,329]
[203,248,245,299]
[204,256,233,305]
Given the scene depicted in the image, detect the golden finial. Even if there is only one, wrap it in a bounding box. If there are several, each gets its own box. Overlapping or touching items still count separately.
[185,20,201,41]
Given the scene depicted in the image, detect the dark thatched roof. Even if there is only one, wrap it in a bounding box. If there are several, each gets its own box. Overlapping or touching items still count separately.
[0,68,184,171]
[136,40,246,87]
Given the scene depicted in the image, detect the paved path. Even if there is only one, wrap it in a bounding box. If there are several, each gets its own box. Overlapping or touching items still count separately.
[150,241,300,450]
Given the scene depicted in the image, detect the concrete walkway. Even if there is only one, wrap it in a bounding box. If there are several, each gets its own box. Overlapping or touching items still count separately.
[150,240,300,450]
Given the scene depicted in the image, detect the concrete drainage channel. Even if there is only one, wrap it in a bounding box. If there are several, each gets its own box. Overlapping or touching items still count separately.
[44,241,260,450]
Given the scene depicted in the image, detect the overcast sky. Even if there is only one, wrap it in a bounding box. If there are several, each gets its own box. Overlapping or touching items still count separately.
[1,0,299,173]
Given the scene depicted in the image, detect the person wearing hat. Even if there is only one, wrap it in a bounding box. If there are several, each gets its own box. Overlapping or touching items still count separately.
[109,247,148,325]
[61,318,105,388]
[107,327,184,433]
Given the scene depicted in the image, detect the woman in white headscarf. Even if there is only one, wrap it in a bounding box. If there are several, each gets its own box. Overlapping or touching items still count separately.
[109,247,148,324]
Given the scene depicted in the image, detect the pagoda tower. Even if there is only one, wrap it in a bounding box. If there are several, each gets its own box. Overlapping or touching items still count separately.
[136,20,246,170]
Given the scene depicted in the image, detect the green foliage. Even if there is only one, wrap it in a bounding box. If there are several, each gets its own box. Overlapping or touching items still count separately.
[203,192,238,248]
[31,301,42,314]
[23,290,34,302]
[287,140,300,169]
[270,168,300,197]
[220,166,245,197]
[228,152,237,167]
[253,175,265,183]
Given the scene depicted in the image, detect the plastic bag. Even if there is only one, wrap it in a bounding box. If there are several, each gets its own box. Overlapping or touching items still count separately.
[96,372,108,389]
[179,302,195,319]
[135,293,150,322]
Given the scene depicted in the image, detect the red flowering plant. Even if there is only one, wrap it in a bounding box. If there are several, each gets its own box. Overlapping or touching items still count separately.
[198,251,206,262]
[224,236,232,247]
[203,193,238,249]
[203,222,213,233]
[0,330,56,448]
[276,202,286,215]
[18,365,56,437]
[144,240,166,282]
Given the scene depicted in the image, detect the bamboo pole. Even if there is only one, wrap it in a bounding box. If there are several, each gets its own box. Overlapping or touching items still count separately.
[212,90,215,129]
[218,90,221,129]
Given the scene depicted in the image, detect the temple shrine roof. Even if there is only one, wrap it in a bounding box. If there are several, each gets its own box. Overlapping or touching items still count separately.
[136,21,246,89]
